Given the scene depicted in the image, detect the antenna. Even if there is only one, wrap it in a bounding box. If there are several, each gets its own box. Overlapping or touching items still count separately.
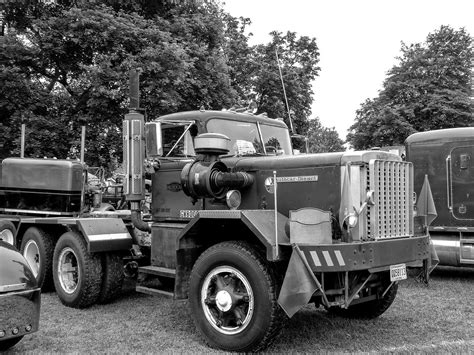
[275,48,294,133]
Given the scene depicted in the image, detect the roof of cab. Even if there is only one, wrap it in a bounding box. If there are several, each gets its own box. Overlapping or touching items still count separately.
[406,127,474,145]
[156,110,289,128]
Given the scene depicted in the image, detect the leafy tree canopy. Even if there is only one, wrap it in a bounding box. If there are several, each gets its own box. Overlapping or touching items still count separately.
[347,25,474,150]
[306,118,345,153]
[0,0,237,170]
[250,31,320,136]
[0,0,332,168]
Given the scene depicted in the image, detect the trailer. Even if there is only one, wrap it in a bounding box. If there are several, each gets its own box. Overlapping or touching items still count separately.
[406,127,474,267]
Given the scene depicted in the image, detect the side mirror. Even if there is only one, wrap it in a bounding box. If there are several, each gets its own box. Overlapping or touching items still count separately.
[145,122,162,157]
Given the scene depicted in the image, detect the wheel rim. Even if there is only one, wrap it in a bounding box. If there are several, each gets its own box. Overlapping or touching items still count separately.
[200,266,254,335]
[0,229,14,245]
[23,240,40,277]
[57,247,80,294]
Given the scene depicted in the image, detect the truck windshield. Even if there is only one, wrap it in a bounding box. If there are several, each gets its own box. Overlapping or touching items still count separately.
[206,118,292,156]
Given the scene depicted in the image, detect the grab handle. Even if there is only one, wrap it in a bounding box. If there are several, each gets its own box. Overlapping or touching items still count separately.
[446,156,452,211]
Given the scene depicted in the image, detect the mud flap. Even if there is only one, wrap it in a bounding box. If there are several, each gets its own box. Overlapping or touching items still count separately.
[76,218,132,253]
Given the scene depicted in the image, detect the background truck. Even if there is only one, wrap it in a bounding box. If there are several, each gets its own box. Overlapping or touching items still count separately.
[406,127,474,268]
[0,75,431,352]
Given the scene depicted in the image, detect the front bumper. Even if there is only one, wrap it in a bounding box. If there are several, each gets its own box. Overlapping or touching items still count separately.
[0,288,41,341]
[298,235,430,272]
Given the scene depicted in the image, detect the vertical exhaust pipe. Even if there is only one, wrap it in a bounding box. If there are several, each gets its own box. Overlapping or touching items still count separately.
[123,70,150,232]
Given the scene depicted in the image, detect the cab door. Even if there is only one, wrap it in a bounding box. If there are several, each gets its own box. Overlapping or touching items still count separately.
[450,146,474,220]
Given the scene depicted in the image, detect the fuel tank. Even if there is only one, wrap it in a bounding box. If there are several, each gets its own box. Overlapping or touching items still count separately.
[0,158,84,214]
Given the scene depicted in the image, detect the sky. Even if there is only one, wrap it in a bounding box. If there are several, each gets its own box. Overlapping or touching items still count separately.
[223,0,474,140]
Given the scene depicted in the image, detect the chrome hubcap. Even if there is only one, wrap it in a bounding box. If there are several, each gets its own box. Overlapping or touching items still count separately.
[58,247,80,294]
[24,240,40,277]
[201,266,254,335]
[215,290,233,312]
[0,229,14,245]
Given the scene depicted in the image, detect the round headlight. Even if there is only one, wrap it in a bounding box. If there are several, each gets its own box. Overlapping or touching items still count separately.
[226,190,241,210]
[346,214,358,228]
[264,177,274,193]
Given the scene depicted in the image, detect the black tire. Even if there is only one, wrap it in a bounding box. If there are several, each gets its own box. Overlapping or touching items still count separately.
[98,253,124,304]
[189,241,286,352]
[0,220,16,246]
[52,231,102,308]
[20,226,55,291]
[329,281,398,319]
[0,336,24,351]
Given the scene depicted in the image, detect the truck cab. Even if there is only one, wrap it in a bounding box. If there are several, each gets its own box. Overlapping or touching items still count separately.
[0,107,431,352]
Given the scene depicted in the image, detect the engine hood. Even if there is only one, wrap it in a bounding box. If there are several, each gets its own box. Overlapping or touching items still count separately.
[0,241,37,292]
[222,150,401,171]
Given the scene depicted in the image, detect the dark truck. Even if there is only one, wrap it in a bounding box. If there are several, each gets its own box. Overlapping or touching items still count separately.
[0,104,431,351]
[406,127,474,267]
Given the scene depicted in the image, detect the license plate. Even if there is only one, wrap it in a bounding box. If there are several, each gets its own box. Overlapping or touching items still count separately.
[390,263,407,282]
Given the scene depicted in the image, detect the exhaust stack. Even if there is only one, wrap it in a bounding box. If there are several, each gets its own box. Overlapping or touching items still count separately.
[123,70,149,232]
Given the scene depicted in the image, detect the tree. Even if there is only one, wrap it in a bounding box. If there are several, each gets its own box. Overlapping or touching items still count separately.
[348,26,473,150]
[0,0,237,168]
[249,31,320,137]
[306,118,345,153]
[1,1,321,166]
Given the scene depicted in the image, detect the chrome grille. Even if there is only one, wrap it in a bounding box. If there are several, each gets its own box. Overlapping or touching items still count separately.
[367,160,413,239]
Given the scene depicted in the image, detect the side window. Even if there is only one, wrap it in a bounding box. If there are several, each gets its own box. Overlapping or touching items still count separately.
[260,124,292,155]
[162,124,196,157]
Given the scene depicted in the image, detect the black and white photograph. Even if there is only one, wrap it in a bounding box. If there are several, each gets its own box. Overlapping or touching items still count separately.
[0,0,473,352]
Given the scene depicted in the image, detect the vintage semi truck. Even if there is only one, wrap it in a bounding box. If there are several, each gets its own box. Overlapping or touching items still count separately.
[0,87,432,351]
[406,127,474,268]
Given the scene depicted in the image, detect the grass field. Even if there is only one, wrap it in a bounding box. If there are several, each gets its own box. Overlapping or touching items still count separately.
[7,266,474,353]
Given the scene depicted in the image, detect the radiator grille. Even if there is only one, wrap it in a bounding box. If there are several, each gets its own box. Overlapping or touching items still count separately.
[367,160,413,239]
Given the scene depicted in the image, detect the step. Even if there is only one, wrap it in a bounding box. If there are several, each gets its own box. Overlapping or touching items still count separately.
[138,265,176,278]
[136,285,174,298]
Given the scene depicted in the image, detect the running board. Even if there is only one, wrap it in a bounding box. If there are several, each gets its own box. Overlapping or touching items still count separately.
[136,285,174,298]
[136,266,176,298]
[138,265,176,278]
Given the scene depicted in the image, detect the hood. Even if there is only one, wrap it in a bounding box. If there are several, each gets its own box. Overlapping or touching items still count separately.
[222,150,401,171]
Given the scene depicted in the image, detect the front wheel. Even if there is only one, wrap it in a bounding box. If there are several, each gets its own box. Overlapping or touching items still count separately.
[189,241,286,352]
[52,231,102,308]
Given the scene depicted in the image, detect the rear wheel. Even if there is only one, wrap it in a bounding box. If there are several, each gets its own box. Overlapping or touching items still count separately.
[0,220,16,246]
[329,279,398,319]
[98,253,124,304]
[53,231,102,308]
[189,241,286,352]
[20,227,55,290]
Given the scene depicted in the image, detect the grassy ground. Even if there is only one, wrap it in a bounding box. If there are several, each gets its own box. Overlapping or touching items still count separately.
[7,266,474,353]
